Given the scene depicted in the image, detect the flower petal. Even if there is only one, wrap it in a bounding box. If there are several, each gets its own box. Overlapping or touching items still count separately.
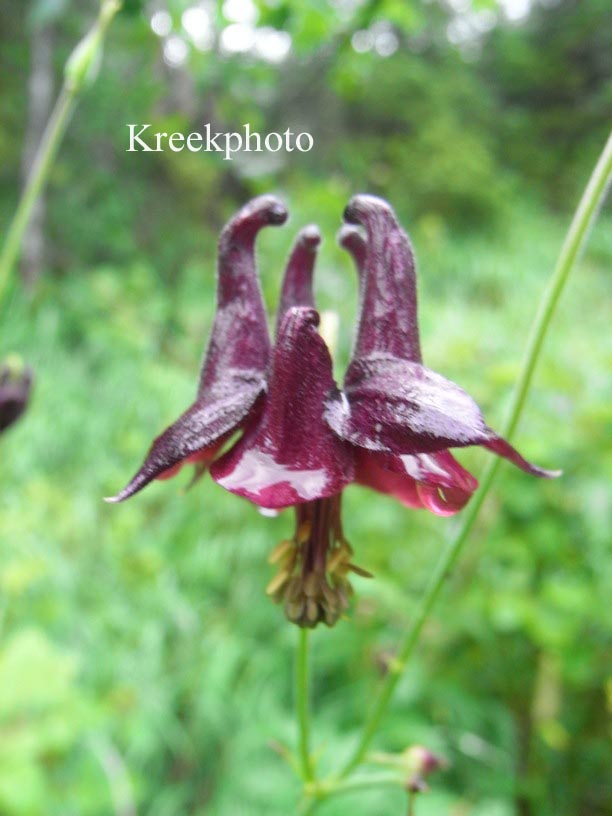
[211,307,354,509]
[379,448,478,492]
[108,196,287,502]
[354,449,424,510]
[355,448,477,515]
[326,356,558,477]
[343,194,421,362]
[338,195,559,482]
[275,225,321,335]
[416,483,473,516]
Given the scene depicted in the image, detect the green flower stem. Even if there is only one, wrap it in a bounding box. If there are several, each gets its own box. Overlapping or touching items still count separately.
[337,129,612,781]
[0,0,122,303]
[296,627,315,782]
[0,86,76,301]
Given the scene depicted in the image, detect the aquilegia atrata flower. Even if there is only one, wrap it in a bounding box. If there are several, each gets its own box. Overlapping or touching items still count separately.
[109,194,558,628]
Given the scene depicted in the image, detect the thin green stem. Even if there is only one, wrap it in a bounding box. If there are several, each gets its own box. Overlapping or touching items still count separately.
[0,0,122,303]
[296,627,315,782]
[0,87,77,301]
[338,130,612,780]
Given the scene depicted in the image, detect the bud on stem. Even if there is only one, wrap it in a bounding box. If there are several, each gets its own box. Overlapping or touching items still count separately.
[64,0,122,92]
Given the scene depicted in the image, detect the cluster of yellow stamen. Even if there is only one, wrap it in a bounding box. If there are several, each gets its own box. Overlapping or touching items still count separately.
[266,497,371,628]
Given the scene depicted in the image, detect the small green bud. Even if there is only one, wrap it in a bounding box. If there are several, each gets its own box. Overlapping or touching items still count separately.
[64,27,104,92]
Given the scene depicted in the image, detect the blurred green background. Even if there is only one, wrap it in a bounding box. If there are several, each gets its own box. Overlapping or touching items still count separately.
[1,0,611,814]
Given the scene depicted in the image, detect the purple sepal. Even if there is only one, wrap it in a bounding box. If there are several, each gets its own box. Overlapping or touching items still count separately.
[328,357,491,454]
[483,437,561,479]
[106,381,264,502]
[211,307,355,509]
[327,356,559,478]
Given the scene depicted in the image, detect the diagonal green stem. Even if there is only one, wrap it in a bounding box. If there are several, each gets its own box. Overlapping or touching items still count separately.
[0,87,77,301]
[337,130,612,780]
[296,627,315,782]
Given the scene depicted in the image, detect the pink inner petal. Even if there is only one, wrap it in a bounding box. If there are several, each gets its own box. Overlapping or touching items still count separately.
[380,450,478,492]
[155,439,225,482]
[156,463,182,481]
[355,450,424,509]
[355,448,477,516]
[416,483,471,516]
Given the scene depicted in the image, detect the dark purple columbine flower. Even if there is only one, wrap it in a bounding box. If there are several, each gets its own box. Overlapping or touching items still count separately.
[107,195,288,502]
[108,194,558,628]
[212,198,557,626]
[0,361,33,434]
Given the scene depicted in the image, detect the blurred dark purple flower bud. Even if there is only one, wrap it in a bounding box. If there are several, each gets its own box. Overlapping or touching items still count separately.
[0,360,33,434]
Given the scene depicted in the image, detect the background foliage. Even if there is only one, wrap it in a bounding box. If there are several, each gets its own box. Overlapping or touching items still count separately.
[1,1,611,814]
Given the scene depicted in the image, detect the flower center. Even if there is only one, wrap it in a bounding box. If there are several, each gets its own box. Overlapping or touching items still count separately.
[266,494,371,628]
